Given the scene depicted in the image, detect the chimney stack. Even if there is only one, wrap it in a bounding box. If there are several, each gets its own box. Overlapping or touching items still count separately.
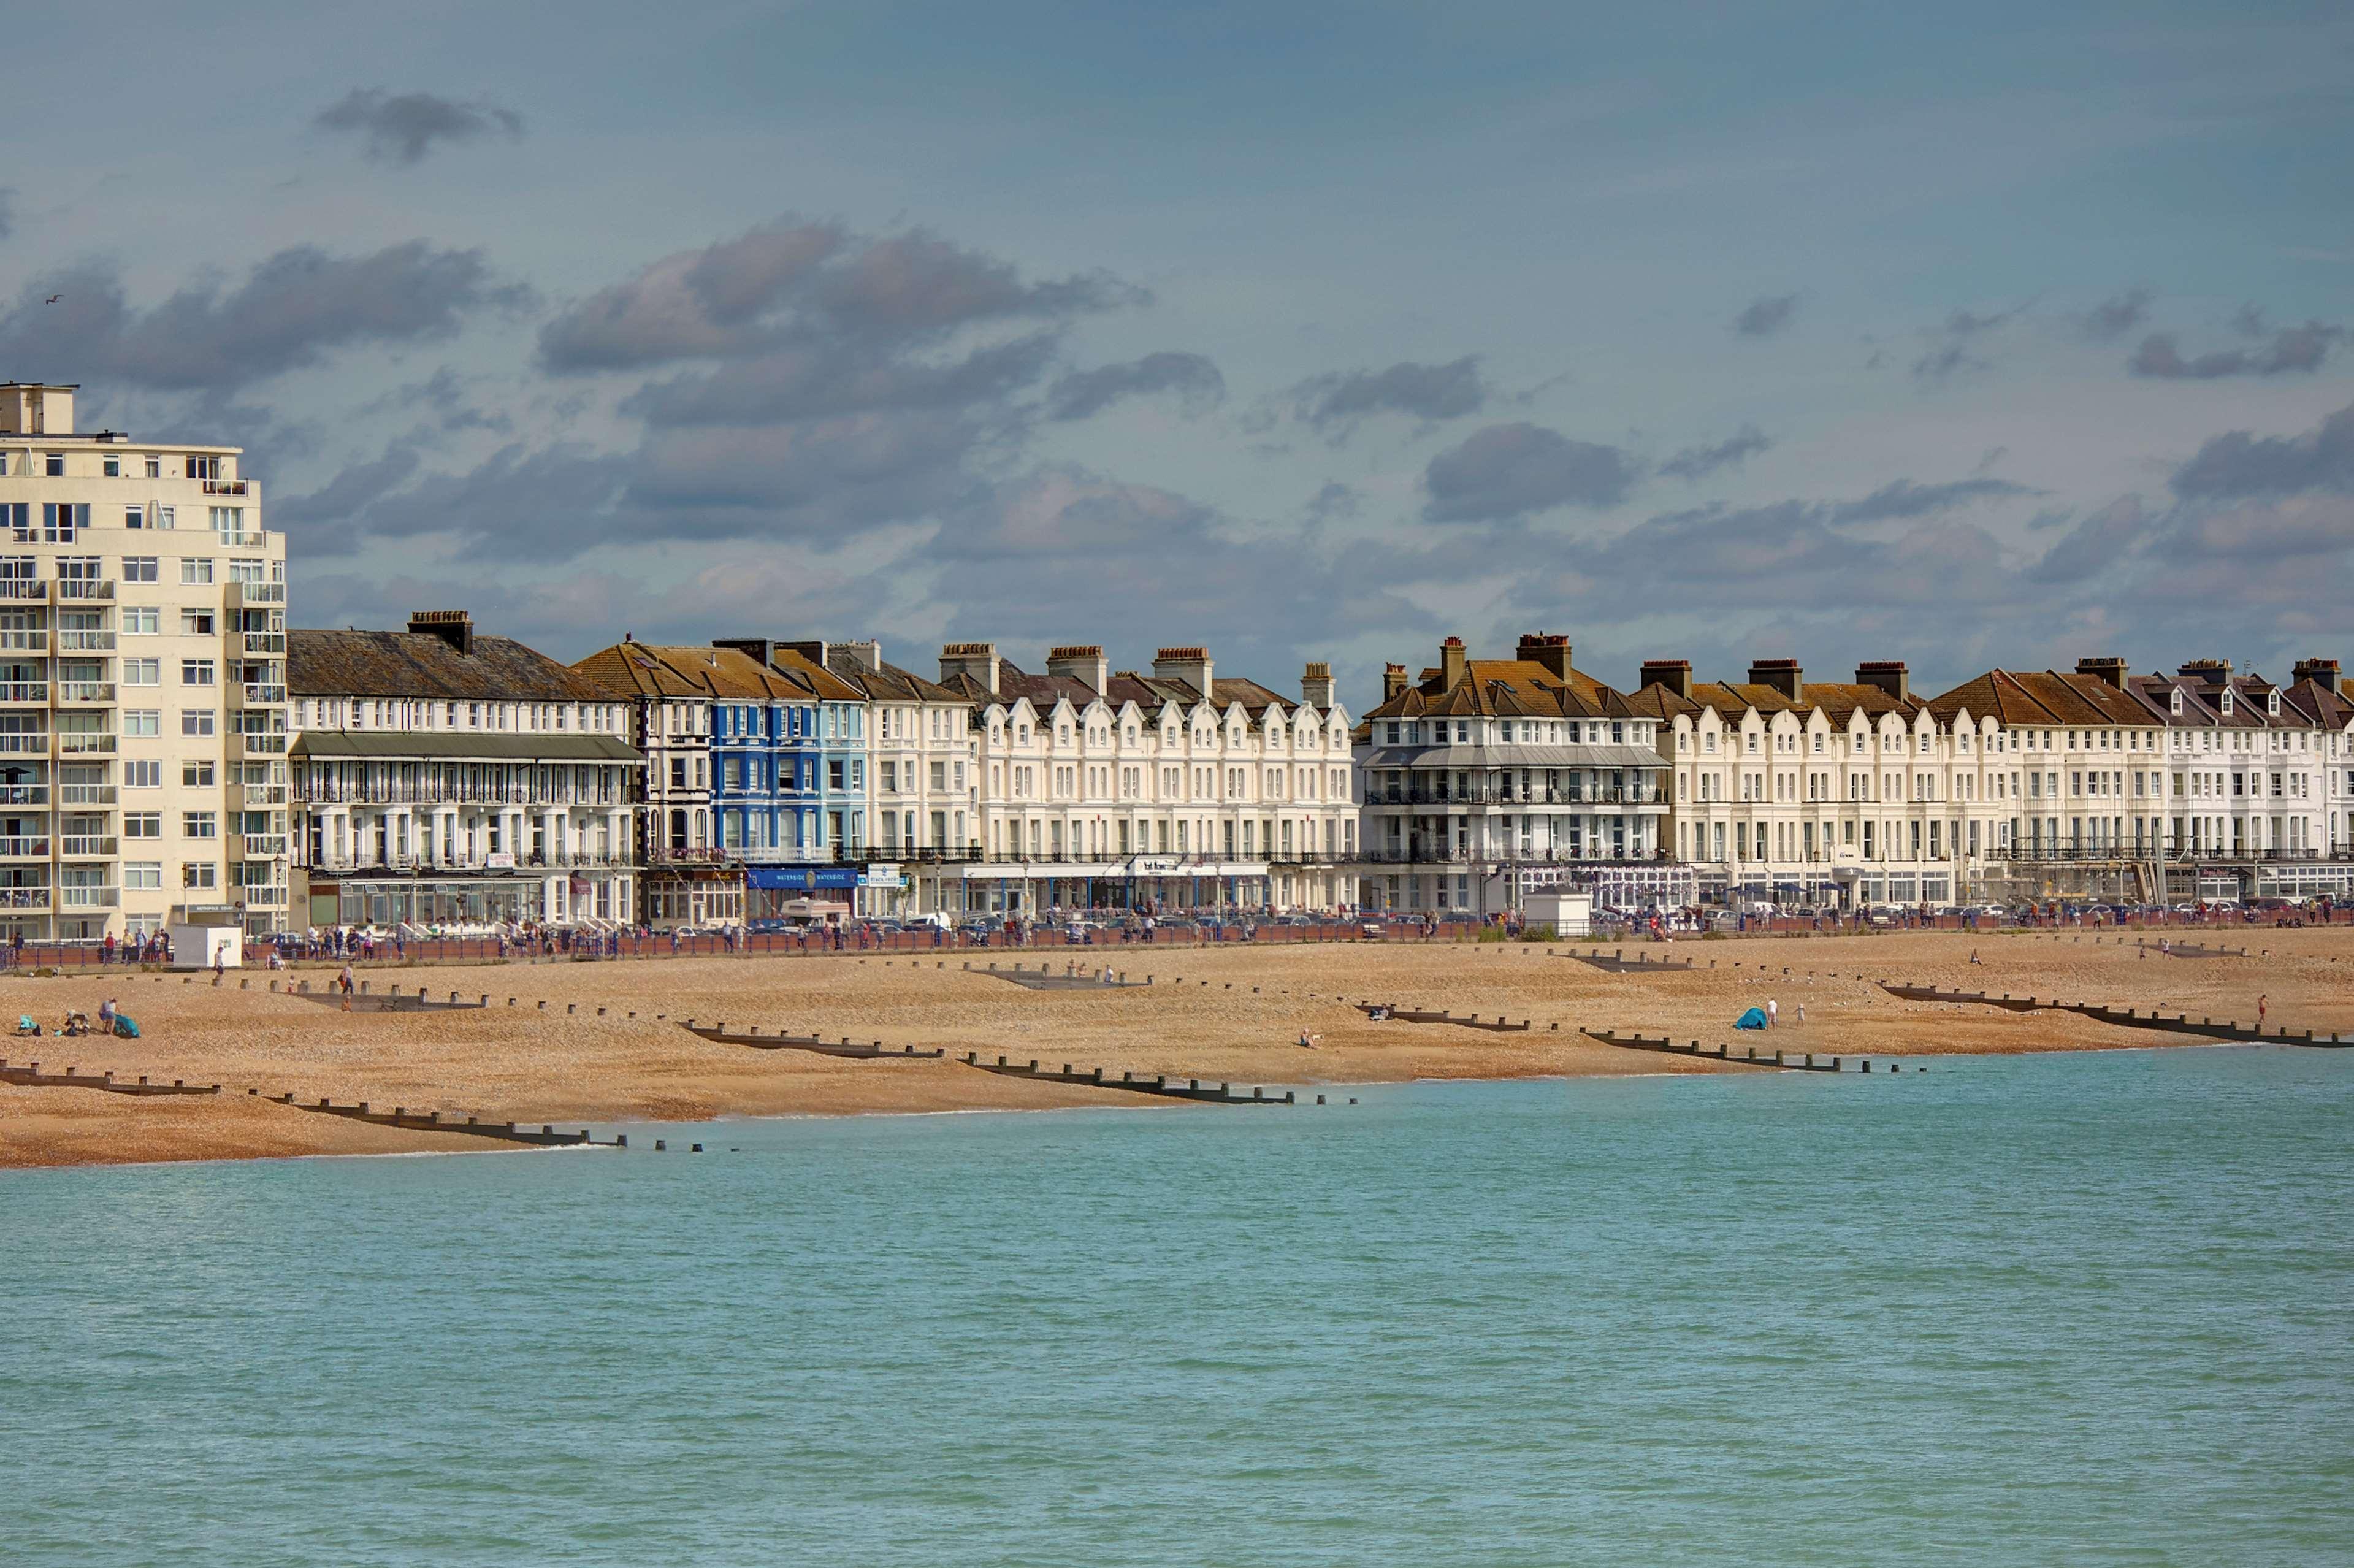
[1152,646,1215,698]
[1516,633,1573,683]
[1855,660,1909,702]
[1300,661,1336,709]
[2291,657,2341,688]
[1639,659,1694,701]
[1382,663,1408,702]
[407,610,474,657]
[1046,644,1110,694]
[2074,656,2129,690]
[1439,636,1467,689]
[939,641,1001,696]
[1748,658,1803,701]
[2178,658,2231,683]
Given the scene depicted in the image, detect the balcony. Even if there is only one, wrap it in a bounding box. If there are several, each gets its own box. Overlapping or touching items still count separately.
[0,733,47,754]
[0,632,47,652]
[242,632,286,655]
[241,885,289,906]
[0,683,47,704]
[242,834,288,858]
[58,681,114,703]
[241,733,288,755]
[201,480,252,497]
[53,581,113,601]
[59,885,119,908]
[241,683,288,705]
[59,835,117,858]
[232,582,286,604]
[58,733,116,755]
[0,785,48,806]
[0,836,50,857]
[58,784,114,806]
[57,631,113,652]
[0,581,45,601]
[237,784,288,805]
[0,887,50,908]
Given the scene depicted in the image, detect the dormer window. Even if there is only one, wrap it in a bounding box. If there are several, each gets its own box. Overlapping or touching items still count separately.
[2266,690,2280,716]
[2169,688,2183,715]
[2219,690,2233,716]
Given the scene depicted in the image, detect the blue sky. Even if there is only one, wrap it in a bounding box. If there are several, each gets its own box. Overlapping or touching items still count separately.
[4,1,2349,702]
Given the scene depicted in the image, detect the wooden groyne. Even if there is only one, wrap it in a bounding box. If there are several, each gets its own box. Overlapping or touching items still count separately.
[285,980,491,1012]
[1578,1028,1867,1072]
[1878,982,2349,1047]
[683,1022,945,1059]
[959,1052,1293,1104]
[0,1057,221,1095]
[1569,949,1700,974]
[273,1092,617,1146]
[979,961,1141,990]
[2149,943,2248,960]
[1352,1003,1533,1033]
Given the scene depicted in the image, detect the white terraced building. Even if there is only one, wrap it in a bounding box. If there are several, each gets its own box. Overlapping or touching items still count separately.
[0,382,290,941]
[932,644,1358,915]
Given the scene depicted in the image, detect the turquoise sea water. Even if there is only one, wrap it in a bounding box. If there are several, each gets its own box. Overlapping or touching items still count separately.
[7,1047,2352,1566]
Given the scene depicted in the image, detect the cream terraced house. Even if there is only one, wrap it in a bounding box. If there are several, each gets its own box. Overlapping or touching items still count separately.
[1632,659,2015,910]
[289,612,641,929]
[0,383,289,941]
[1357,635,1672,915]
[934,643,1356,914]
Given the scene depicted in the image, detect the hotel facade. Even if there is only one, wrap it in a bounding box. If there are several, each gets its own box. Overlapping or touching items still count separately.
[0,383,289,943]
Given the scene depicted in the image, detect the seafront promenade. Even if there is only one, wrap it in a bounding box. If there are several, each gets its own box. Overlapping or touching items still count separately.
[4,927,2350,1169]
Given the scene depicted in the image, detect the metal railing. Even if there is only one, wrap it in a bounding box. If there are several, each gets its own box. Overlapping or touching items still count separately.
[1370,786,1664,806]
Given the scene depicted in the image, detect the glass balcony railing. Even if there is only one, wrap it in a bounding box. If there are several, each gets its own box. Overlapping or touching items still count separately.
[58,681,114,703]
[0,836,51,857]
[53,581,114,600]
[58,733,116,754]
[0,633,47,652]
[241,733,288,755]
[59,885,120,908]
[242,683,288,705]
[232,582,286,603]
[242,632,286,655]
[58,784,114,805]
[0,785,48,806]
[0,887,50,908]
[56,631,114,652]
[59,835,117,858]
[237,784,288,805]
[0,683,47,703]
[0,733,49,753]
[242,834,288,857]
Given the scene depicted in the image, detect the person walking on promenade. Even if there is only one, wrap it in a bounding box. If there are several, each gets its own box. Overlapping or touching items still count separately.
[102,932,115,966]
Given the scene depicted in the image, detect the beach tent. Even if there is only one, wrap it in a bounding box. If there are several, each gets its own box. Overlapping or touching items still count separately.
[1733,1006,1768,1030]
[112,1014,139,1039]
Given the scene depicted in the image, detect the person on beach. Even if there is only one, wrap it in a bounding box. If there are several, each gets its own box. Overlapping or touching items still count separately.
[1795,1003,1805,1027]
[2258,995,2268,1029]
[212,951,225,987]
[1297,1028,1320,1049]
[338,963,355,1011]
[1766,998,1778,1029]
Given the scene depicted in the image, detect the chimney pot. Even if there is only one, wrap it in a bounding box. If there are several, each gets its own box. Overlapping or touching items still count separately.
[1855,660,1909,702]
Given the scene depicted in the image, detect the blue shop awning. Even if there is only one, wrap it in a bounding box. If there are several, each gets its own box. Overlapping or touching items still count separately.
[746,866,861,890]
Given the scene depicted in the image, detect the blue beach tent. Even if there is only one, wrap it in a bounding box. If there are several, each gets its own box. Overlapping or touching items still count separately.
[1733,1007,1768,1031]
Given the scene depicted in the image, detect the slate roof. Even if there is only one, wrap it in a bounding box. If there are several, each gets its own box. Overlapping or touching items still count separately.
[935,661,1318,722]
[1364,656,1631,722]
[292,629,617,703]
[572,642,864,704]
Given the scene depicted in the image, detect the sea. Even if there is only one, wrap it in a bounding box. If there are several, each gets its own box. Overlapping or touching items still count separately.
[6,1045,2351,1566]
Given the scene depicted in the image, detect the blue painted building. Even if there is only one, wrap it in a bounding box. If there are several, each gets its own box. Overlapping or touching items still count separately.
[708,640,869,913]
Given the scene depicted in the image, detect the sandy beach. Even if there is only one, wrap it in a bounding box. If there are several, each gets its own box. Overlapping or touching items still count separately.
[4,928,2348,1169]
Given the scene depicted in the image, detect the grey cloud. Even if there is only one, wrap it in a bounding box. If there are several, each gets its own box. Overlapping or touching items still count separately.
[1660,424,1770,481]
[1305,481,1362,522]
[2171,400,2354,497]
[2028,496,2147,582]
[1827,476,2033,526]
[1911,304,2026,381]
[0,188,13,240]
[2079,288,2150,341]
[1045,351,1225,421]
[1287,356,1488,437]
[622,332,1058,428]
[2131,323,2341,378]
[538,220,1137,372]
[274,441,426,548]
[0,242,527,391]
[337,443,633,559]
[1733,294,1798,337]
[314,89,524,164]
[1423,422,1634,521]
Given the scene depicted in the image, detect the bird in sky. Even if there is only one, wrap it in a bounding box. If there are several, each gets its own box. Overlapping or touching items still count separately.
[45,295,61,305]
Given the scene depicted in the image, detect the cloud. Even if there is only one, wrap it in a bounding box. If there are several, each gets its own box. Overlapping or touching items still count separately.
[1826,476,2034,526]
[2130,322,2341,378]
[2079,288,2150,341]
[0,188,13,240]
[1423,422,1635,521]
[1305,481,1362,522]
[2028,496,2147,582]
[1045,351,1225,421]
[1910,304,2029,381]
[538,220,1139,372]
[2171,400,2354,497]
[1283,356,1489,437]
[0,242,528,391]
[1733,294,1798,336]
[1660,424,1771,480]
[314,89,524,164]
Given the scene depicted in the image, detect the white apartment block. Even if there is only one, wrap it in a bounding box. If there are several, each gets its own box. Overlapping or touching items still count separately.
[290,613,641,929]
[1357,636,1671,915]
[933,643,1357,914]
[1635,659,2017,909]
[0,383,289,941]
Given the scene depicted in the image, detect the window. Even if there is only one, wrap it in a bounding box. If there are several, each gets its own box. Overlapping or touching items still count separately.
[181,711,216,736]
[180,558,215,584]
[182,812,218,839]
[44,454,64,477]
[182,863,218,890]
[183,760,215,787]
[154,505,174,530]
[124,658,161,686]
[180,659,216,686]
[124,813,162,838]
[124,862,163,890]
[145,456,161,480]
[123,556,158,581]
[125,760,161,788]
[124,609,158,641]
[180,610,215,636]
[124,710,161,736]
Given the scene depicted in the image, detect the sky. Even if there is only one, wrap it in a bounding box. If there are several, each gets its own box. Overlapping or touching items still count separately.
[2,0,2350,707]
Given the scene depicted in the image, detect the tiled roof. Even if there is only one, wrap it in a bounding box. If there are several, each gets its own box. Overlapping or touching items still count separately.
[820,652,964,706]
[941,661,1322,724]
[293,629,616,703]
[1365,656,1630,722]
[572,642,828,703]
